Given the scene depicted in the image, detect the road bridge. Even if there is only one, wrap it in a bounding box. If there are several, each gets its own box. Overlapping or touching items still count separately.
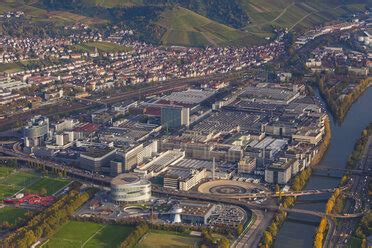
[152,186,365,219]
[314,166,372,176]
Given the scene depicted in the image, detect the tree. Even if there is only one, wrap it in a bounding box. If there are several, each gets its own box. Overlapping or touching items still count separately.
[218,237,230,248]
[314,232,323,248]
[24,230,36,246]
[268,222,278,237]
[263,231,273,246]
[237,223,243,236]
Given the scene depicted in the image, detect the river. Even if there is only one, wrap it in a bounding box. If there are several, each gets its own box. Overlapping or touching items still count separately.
[274,86,372,248]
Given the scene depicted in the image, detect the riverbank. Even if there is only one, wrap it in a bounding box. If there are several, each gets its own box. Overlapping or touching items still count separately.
[311,117,331,166]
[315,124,371,247]
[317,77,371,122]
[260,116,332,247]
[274,86,372,248]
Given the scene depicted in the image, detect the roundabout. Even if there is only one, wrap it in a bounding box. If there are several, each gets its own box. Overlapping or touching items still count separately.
[198,180,267,197]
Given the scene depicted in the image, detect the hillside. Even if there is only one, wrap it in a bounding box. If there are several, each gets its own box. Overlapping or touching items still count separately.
[241,0,367,37]
[1,0,369,46]
[156,6,259,47]
[0,1,107,26]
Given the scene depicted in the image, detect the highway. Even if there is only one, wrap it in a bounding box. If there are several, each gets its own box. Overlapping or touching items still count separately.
[325,136,371,247]
[151,186,365,219]
[234,209,274,248]
[0,143,366,221]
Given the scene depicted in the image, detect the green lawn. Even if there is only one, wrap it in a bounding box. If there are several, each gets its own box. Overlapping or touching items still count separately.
[0,166,69,199]
[26,177,69,195]
[41,221,134,248]
[135,230,201,248]
[0,171,39,187]
[0,207,30,226]
[69,42,131,53]
[0,167,14,178]
[0,185,21,200]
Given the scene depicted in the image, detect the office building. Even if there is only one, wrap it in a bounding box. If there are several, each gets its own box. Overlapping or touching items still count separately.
[161,106,190,129]
[23,116,50,148]
[265,158,298,184]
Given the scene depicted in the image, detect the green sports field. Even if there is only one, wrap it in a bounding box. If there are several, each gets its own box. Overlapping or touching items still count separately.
[26,177,70,195]
[135,230,201,248]
[0,166,69,199]
[41,221,134,248]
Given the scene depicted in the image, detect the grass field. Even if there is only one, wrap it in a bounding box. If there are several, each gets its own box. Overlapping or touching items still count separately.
[26,177,69,195]
[0,206,29,225]
[41,221,134,248]
[135,230,201,248]
[0,166,69,199]
[69,41,131,53]
[0,166,14,178]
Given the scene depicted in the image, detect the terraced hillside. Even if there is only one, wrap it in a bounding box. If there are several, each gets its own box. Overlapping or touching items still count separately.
[156,7,259,47]
[241,0,367,37]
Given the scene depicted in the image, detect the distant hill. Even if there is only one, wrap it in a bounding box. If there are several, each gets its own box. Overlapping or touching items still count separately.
[156,6,258,47]
[241,0,367,37]
[2,0,369,46]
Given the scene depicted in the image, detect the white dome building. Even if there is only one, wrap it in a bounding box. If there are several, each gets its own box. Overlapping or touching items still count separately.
[111,173,151,204]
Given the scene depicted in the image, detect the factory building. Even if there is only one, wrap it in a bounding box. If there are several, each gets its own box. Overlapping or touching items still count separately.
[162,167,207,191]
[111,173,151,203]
[245,137,288,167]
[238,156,257,173]
[177,201,216,225]
[265,158,299,184]
[160,140,243,162]
[135,149,185,177]
[116,140,158,172]
[79,147,117,172]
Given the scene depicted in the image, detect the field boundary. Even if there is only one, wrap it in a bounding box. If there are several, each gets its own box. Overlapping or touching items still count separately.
[81,224,106,247]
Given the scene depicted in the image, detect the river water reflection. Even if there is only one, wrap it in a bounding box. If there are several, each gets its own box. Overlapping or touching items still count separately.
[274,87,372,248]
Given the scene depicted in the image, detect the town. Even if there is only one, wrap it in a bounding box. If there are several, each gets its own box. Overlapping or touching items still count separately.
[0,2,370,248]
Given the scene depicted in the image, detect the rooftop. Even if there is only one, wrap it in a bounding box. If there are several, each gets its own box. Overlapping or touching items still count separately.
[156,88,216,106]
[111,173,150,186]
[81,147,115,158]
